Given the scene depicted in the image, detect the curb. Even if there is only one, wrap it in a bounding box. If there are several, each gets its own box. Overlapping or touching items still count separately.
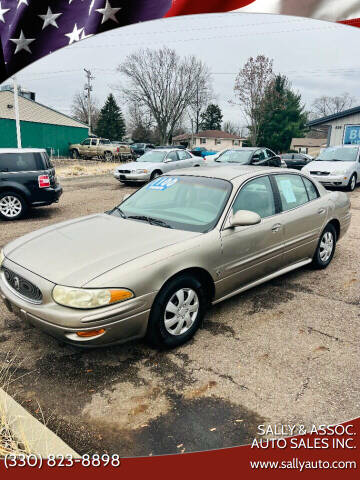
[0,388,79,457]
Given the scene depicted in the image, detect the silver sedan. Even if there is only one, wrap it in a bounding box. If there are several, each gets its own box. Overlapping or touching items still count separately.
[114,148,205,184]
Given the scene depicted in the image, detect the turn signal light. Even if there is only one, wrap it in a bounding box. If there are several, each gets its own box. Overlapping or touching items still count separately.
[76,329,105,338]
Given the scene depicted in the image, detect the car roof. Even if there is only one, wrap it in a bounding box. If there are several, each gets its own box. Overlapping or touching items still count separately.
[172,165,282,181]
[151,148,184,152]
[0,148,46,153]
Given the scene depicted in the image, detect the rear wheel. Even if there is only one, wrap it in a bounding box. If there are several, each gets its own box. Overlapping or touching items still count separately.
[312,224,336,269]
[347,174,356,192]
[104,152,113,162]
[0,192,27,221]
[146,274,208,349]
[71,149,79,159]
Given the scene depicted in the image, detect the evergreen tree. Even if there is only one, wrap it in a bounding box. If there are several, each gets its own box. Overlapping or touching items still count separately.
[256,75,307,153]
[200,104,223,130]
[96,94,126,140]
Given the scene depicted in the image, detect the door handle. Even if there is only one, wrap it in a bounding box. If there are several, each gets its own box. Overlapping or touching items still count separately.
[271,223,282,233]
[318,208,326,214]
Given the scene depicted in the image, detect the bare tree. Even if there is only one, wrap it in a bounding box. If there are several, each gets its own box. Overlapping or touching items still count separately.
[223,120,247,137]
[71,91,100,129]
[188,65,213,134]
[118,47,211,144]
[233,55,274,146]
[311,93,356,118]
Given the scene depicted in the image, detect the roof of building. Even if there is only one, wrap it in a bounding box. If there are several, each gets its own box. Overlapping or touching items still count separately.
[0,90,88,129]
[307,105,360,127]
[173,130,244,141]
[291,138,328,147]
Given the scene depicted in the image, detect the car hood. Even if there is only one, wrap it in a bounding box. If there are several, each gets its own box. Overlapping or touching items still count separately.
[116,161,162,171]
[4,214,200,287]
[303,161,354,172]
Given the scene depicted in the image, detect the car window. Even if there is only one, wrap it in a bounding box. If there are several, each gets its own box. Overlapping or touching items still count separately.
[100,139,111,145]
[316,146,359,162]
[91,139,97,146]
[233,176,276,219]
[252,150,266,162]
[302,177,319,201]
[274,174,309,211]
[166,151,179,162]
[266,149,275,158]
[282,154,293,160]
[178,150,191,160]
[81,139,90,146]
[0,152,46,172]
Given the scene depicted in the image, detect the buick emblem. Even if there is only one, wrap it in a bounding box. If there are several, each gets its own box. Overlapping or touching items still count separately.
[13,276,20,290]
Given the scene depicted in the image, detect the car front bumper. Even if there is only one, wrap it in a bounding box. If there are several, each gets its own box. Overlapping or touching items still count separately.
[114,171,151,183]
[307,174,349,187]
[0,259,155,347]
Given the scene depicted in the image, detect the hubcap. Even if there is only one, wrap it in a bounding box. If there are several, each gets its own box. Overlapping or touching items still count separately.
[0,196,22,218]
[105,153,112,161]
[319,231,334,262]
[164,288,199,336]
[351,176,356,190]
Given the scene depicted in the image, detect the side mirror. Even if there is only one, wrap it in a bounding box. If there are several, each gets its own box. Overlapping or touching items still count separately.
[229,210,261,228]
[123,193,131,201]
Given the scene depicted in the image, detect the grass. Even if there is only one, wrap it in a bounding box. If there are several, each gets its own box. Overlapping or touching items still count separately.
[0,352,31,456]
[52,158,124,178]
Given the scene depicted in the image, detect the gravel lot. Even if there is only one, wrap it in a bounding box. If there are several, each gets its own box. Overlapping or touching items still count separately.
[0,175,359,456]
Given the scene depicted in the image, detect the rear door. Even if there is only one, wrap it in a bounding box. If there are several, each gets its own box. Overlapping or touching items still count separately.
[218,175,284,296]
[272,173,328,267]
[177,149,196,167]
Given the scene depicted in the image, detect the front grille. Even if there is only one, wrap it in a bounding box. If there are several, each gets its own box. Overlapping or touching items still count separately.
[310,171,330,176]
[118,170,131,174]
[2,268,42,303]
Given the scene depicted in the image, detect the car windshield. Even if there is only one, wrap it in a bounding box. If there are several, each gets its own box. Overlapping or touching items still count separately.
[110,175,232,233]
[316,146,359,162]
[137,151,167,163]
[132,143,145,149]
[215,150,253,164]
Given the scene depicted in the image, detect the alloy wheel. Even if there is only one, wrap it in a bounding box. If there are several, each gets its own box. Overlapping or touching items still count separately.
[0,196,22,218]
[319,231,334,263]
[164,288,199,336]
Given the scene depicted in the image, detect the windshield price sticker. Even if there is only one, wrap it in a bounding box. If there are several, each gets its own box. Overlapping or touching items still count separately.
[148,177,178,191]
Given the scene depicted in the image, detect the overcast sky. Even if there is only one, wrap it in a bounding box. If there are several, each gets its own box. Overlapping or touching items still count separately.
[5,12,360,127]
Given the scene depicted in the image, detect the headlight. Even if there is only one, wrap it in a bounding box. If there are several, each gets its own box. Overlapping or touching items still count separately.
[334,170,348,175]
[132,169,148,174]
[52,286,134,309]
[0,249,4,267]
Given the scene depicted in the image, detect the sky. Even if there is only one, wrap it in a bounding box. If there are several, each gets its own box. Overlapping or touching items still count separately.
[4,12,360,129]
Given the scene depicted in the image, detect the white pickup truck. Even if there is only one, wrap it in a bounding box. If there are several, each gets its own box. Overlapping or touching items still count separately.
[69,138,132,162]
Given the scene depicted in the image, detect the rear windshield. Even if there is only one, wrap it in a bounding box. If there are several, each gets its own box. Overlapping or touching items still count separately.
[0,152,48,172]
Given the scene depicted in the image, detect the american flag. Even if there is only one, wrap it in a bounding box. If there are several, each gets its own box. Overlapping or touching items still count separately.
[0,0,359,83]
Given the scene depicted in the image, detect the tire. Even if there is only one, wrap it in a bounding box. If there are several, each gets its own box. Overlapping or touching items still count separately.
[312,224,337,269]
[0,192,28,221]
[71,149,79,160]
[146,274,208,349]
[150,170,162,180]
[104,152,113,162]
[347,173,357,192]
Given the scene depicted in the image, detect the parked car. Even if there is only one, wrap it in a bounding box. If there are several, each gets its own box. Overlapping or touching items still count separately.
[131,143,155,158]
[206,147,283,167]
[281,153,313,170]
[0,166,350,348]
[0,148,62,221]
[69,138,122,162]
[191,147,218,158]
[301,145,360,191]
[114,148,204,184]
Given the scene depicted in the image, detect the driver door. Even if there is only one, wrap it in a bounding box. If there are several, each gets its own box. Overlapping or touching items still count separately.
[251,149,268,166]
[217,175,284,298]
[163,151,181,173]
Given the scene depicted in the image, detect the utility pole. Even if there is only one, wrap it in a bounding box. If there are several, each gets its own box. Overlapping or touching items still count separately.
[13,76,22,148]
[84,68,94,135]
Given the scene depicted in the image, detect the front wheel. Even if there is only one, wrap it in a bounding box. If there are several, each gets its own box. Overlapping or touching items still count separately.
[104,152,114,162]
[150,170,161,181]
[146,274,208,349]
[312,224,336,269]
[0,192,28,221]
[347,174,357,192]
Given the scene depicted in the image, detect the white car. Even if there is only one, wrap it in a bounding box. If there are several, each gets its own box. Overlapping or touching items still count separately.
[114,148,204,184]
[301,145,360,191]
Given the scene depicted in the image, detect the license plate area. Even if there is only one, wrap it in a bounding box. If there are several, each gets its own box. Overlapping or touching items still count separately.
[120,175,126,180]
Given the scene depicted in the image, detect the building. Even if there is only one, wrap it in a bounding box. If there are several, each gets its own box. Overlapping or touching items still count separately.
[290,137,328,157]
[307,106,360,147]
[173,130,245,150]
[0,90,88,156]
